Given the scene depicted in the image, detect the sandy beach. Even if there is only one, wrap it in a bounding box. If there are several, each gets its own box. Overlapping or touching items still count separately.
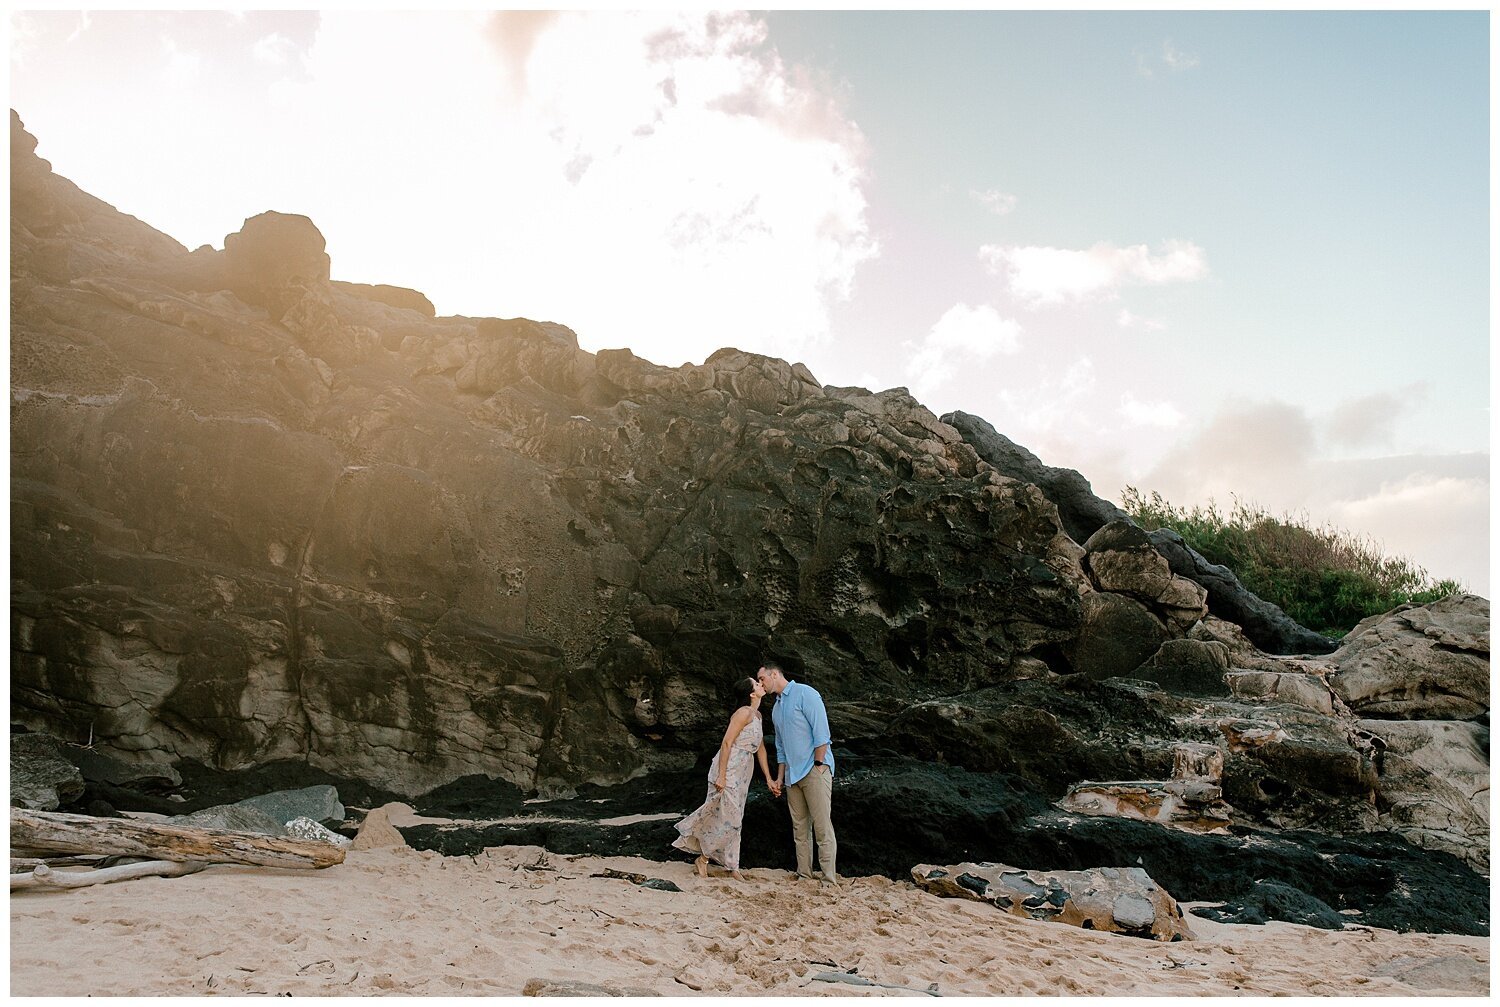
[9,842,1488,997]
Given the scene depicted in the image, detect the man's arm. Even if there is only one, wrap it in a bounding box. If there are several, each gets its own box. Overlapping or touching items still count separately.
[808,690,832,767]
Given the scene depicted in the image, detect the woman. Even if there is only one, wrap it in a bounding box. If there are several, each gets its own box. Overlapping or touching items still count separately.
[672,677,773,880]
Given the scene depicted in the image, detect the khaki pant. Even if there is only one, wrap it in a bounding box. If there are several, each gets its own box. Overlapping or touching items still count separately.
[787,767,836,880]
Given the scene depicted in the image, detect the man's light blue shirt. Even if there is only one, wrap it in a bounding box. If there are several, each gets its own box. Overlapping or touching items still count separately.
[772,681,834,786]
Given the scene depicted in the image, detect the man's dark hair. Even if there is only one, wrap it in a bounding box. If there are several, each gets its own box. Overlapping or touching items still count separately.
[761,661,785,675]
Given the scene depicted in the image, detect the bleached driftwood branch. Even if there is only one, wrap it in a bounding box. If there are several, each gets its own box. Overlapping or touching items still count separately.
[10,859,209,891]
[10,809,346,870]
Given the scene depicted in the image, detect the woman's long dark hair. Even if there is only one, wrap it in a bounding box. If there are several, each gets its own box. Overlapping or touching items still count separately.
[731,676,759,716]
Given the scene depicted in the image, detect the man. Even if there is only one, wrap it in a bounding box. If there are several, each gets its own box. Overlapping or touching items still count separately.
[757,662,837,884]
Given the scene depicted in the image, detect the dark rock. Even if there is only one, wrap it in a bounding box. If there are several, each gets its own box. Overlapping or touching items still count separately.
[64,748,182,791]
[1062,592,1169,680]
[11,733,85,810]
[880,678,1184,793]
[235,784,345,827]
[170,803,284,835]
[1190,879,1346,930]
[944,410,1127,543]
[1131,639,1231,696]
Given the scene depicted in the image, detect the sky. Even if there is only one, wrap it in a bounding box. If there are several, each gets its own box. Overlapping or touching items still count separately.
[8,10,1491,594]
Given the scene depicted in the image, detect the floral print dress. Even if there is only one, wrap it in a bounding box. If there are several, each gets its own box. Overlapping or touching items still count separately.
[672,713,763,871]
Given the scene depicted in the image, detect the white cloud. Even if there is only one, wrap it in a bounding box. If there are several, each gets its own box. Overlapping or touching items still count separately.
[1323,386,1427,450]
[31,11,876,369]
[1161,40,1200,72]
[1137,38,1200,77]
[1118,393,1184,429]
[981,239,1207,306]
[971,188,1017,216]
[251,31,298,66]
[1117,309,1166,332]
[905,303,1021,395]
[439,10,876,363]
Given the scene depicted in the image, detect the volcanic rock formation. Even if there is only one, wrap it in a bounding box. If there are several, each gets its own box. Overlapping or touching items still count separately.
[9,110,1491,926]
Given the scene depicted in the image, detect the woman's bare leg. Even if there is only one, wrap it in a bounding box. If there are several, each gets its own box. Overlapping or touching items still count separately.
[695,855,709,878]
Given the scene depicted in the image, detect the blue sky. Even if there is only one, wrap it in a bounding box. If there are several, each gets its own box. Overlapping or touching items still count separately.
[9,10,1490,592]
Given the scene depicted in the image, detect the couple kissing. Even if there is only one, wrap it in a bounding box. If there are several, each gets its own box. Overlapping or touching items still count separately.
[671,663,837,885]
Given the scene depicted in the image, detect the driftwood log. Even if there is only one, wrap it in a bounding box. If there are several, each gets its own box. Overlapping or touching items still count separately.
[11,859,209,891]
[10,809,346,869]
[11,855,108,871]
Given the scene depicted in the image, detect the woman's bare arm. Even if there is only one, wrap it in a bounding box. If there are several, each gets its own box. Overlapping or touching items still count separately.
[715,709,751,790]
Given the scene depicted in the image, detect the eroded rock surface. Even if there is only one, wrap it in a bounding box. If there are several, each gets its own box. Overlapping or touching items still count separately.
[11,111,1087,795]
[11,733,85,810]
[1329,594,1489,720]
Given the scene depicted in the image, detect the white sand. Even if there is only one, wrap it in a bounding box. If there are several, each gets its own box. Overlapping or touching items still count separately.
[9,845,1488,996]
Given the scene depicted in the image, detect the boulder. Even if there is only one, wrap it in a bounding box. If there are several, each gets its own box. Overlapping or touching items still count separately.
[1084,522,1175,598]
[1062,592,1169,680]
[1190,880,1346,930]
[1329,595,1489,720]
[285,815,354,848]
[1359,718,1489,871]
[235,785,345,827]
[65,748,183,791]
[911,861,1193,941]
[351,804,410,851]
[223,210,331,313]
[169,803,285,835]
[1131,639,1230,696]
[11,733,85,811]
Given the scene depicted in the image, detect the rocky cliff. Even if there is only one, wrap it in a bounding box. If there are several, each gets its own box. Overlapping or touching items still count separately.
[10,110,1490,907]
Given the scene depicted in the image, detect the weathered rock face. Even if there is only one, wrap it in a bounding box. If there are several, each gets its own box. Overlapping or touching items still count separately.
[911,861,1194,940]
[11,733,85,810]
[1329,594,1489,720]
[9,111,1083,796]
[1356,719,1489,871]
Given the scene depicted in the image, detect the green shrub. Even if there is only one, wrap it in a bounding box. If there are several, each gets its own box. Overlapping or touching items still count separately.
[1120,487,1462,638]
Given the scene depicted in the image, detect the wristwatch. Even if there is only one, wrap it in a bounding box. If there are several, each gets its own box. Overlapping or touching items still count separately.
[814,759,826,767]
